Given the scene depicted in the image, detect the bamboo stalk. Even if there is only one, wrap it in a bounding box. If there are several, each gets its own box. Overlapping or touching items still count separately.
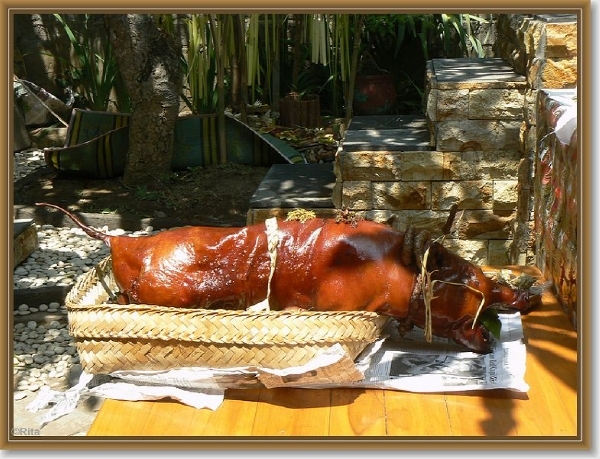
[271,14,281,111]
[246,14,260,101]
[344,14,365,123]
[209,14,227,164]
[234,14,248,122]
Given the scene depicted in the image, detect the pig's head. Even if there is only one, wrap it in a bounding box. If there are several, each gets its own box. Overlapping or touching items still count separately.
[411,241,538,353]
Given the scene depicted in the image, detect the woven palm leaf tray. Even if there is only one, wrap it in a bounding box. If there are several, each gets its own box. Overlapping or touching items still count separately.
[65,256,390,374]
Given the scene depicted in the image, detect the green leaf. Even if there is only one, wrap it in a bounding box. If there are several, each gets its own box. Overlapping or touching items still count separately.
[479,309,502,339]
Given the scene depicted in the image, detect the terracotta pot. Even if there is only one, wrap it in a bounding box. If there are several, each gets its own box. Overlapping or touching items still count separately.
[353,74,397,116]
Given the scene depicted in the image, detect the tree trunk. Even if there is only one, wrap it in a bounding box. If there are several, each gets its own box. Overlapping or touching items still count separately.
[105,14,182,186]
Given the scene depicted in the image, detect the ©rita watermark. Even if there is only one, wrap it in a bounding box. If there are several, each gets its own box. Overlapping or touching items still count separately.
[11,427,41,436]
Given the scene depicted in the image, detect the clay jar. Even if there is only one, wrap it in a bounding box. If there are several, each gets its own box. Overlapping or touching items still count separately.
[353,73,397,116]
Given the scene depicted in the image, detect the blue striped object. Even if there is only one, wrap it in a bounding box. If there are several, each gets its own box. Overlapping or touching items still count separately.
[44,109,304,178]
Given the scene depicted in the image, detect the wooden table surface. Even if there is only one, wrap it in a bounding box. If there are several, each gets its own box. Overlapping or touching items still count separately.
[87,266,579,439]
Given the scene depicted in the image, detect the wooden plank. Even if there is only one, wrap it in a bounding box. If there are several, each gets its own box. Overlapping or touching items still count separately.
[196,389,261,436]
[87,399,152,436]
[510,295,578,436]
[510,351,577,436]
[139,399,201,436]
[328,388,386,436]
[251,388,331,436]
[88,390,262,437]
[384,390,452,436]
[444,390,520,436]
[443,362,575,437]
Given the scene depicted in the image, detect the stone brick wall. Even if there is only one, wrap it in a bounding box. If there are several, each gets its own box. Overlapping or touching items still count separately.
[496,14,578,321]
[495,14,578,89]
[334,145,523,265]
[428,58,530,264]
[494,15,577,266]
[534,90,578,326]
[335,58,528,265]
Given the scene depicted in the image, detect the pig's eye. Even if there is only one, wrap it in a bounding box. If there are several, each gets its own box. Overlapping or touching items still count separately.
[464,270,484,288]
[425,243,445,269]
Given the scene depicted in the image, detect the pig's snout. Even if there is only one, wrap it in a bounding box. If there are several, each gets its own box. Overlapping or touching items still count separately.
[490,283,540,314]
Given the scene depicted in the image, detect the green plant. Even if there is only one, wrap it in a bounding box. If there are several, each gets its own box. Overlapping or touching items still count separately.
[288,65,333,100]
[396,70,425,113]
[359,14,418,74]
[135,185,163,201]
[180,14,218,114]
[53,14,129,111]
[450,13,488,57]
[418,14,489,60]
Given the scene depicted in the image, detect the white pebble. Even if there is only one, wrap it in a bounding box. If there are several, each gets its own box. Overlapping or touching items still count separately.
[27,383,40,392]
[12,154,146,392]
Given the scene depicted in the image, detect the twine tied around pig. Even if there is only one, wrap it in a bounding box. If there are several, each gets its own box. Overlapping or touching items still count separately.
[247,217,280,312]
[407,204,485,342]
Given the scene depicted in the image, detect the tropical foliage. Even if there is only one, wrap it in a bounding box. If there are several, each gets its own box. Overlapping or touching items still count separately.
[54,13,490,119]
[53,14,129,111]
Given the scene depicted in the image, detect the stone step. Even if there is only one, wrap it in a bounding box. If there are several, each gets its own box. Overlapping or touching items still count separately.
[428,58,526,88]
[343,115,431,152]
[249,163,336,209]
[14,219,38,268]
[425,58,528,150]
[246,163,336,225]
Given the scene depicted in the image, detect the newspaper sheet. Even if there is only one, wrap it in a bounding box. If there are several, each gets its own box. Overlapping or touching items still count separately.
[29,312,529,425]
[349,310,529,393]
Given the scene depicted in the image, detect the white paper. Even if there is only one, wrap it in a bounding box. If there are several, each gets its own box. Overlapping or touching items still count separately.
[554,104,577,145]
[88,382,224,410]
[26,372,94,427]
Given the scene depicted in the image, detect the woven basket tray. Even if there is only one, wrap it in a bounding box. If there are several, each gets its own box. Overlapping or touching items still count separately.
[65,256,389,374]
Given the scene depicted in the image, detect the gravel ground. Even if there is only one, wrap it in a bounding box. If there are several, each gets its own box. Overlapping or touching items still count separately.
[12,149,144,436]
